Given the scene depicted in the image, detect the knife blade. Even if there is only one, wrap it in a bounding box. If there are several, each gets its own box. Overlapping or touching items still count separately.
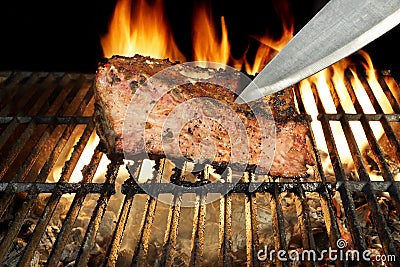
[236,0,400,104]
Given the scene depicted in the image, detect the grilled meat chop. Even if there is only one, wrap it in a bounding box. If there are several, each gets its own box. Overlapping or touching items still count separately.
[94,55,314,177]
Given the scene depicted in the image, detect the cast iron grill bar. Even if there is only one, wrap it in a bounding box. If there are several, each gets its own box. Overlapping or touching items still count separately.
[318,121,371,265]
[0,121,94,266]
[343,71,400,215]
[0,72,43,116]
[294,84,347,267]
[332,79,398,264]
[0,183,40,264]
[271,185,289,267]
[310,66,400,264]
[42,146,103,266]
[74,154,122,267]
[158,168,183,267]
[2,73,72,118]
[104,189,135,267]
[324,79,371,179]
[189,165,210,266]
[131,195,158,265]
[9,180,400,193]
[357,68,399,114]
[75,155,123,267]
[0,72,31,108]
[0,73,85,220]
[378,74,400,113]
[0,73,82,180]
[309,82,371,265]
[135,161,164,263]
[0,73,60,177]
[325,74,400,263]
[127,161,164,266]
[295,185,317,267]
[362,72,400,161]
[343,70,396,182]
[11,75,94,185]
[218,168,233,266]
[0,182,105,193]
[0,116,92,124]
[103,161,143,267]
[0,73,65,150]
[189,190,207,266]
[0,121,93,262]
[319,189,346,267]
[361,183,400,265]
[243,173,260,267]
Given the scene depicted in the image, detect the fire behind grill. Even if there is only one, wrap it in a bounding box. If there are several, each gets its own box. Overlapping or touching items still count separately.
[0,69,399,267]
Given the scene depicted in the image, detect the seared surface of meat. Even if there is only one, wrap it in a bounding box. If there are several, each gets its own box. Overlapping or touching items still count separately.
[95,55,314,177]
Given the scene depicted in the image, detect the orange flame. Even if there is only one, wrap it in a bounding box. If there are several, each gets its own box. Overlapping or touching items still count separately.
[102,0,294,73]
[192,4,230,65]
[245,0,294,75]
[101,0,185,61]
[299,51,393,180]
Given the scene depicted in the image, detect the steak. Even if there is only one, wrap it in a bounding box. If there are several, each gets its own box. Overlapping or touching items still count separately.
[94,55,315,177]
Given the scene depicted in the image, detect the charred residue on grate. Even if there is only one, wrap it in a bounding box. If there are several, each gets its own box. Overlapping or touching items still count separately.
[0,69,400,266]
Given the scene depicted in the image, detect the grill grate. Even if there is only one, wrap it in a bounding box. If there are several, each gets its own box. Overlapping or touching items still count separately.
[0,69,399,266]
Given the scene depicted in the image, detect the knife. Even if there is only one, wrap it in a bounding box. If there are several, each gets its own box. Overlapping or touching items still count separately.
[236,0,400,104]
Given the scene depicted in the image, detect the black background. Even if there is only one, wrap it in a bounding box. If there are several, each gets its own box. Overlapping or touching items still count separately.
[0,0,399,73]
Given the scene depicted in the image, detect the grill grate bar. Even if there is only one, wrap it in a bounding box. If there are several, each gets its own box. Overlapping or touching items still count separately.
[75,154,122,267]
[295,186,318,267]
[0,182,106,193]
[343,73,400,215]
[343,72,396,181]
[337,184,372,267]
[189,191,207,266]
[0,72,32,108]
[44,146,104,267]
[0,184,40,263]
[378,75,400,113]
[361,183,400,266]
[319,189,347,267]
[130,194,158,264]
[103,160,142,267]
[218,168,233,266]
[104,191,135,267]
[0,121,97,265]
[271,185,288,267]
[159,169,183,267]
[0,75,93,221]
[312,79,371,264]
[11,77,94,184]
[243,173,260,267]
[0,72,45,116]
[316,113,400,121]
[357,70,394,114]
[0,73,83,180]
[294,84,347,266]
[328,74,400,262]
[129,160,162,265]
[0,116,92,124]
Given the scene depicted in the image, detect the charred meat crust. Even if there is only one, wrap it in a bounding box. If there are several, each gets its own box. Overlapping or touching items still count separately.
[94,55,315,177]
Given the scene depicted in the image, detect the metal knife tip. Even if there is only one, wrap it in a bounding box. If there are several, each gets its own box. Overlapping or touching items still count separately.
[234,82,263,104]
